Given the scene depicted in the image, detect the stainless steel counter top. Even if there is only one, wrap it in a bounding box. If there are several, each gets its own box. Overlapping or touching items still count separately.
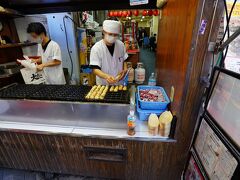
[0,99,128,129]
[0,99,174,142]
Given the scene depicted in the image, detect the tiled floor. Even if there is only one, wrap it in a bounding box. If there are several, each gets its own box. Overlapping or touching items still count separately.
[0,168,106,180]
[139,47,156,81]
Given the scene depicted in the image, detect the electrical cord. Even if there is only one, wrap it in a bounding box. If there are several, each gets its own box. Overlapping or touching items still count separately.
[219,0,237,67]
[63,15,74,80]
[63,15,84,81]
[64,15,79,27]
[220,0,237,42]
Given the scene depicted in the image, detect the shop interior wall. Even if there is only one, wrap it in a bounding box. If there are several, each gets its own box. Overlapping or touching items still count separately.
[151,16,159,36]
[156,0,199,113]
[138,21,150,28]
[45,12,80,82]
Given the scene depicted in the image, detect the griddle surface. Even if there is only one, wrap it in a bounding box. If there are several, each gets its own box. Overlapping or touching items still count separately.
[0,84,129,104]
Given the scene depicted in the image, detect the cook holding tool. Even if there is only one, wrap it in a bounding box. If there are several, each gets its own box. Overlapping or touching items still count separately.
[89,18,128,85]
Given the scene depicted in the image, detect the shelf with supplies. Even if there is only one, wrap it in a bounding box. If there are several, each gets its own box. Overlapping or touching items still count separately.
[0,42,38,49]
[0,9,24,18]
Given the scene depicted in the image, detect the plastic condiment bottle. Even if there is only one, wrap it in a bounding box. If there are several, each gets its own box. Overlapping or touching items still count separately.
[127,109,136,136]
[159,111,173,137]
[148,72,156,86]
[148,114,159,136]
[135,62,145,84]
[127,62,134,83]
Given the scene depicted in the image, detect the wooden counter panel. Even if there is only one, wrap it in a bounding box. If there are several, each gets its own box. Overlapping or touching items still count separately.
[0,132,126,178]
[0,132,83,174]
[154,0,224,179]
[0,131,176,180]
[156,0,200,113]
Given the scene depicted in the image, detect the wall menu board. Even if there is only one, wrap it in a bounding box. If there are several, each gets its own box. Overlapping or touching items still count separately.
[184,157,204,180]
[194,119,238,179]
[207,71,240,148]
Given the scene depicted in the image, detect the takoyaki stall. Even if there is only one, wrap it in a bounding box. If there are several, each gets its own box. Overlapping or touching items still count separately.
[0,83,176,139]
[0,0,224,179]
[0,83,177,179]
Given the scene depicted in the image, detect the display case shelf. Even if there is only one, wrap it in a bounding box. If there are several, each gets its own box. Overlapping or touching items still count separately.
[0,42,37,49]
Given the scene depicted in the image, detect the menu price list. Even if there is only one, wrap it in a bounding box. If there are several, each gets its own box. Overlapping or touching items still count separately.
[194,119,238,180]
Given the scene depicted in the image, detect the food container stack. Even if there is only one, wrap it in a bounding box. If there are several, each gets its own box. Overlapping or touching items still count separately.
[136,86,170,121]
[136,86,172,137]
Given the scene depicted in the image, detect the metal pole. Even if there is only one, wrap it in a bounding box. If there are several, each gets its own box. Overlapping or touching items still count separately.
[218,27,240,52]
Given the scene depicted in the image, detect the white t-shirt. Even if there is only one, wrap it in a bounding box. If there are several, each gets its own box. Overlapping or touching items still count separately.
[37,40,66,85]
[90,39,128,85]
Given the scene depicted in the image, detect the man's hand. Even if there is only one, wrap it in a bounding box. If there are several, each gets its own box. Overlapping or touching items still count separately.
[116,70,127,81]
[92,69,117,84]
[105,74,117,84]
[31,59,38,63]
[30,57,42,64]
[36,64,45,72]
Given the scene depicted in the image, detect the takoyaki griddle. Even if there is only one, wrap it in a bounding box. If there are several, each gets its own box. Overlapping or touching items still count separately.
[0,84,129,104]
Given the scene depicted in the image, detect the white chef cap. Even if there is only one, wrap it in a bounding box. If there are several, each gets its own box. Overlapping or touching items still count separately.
[103,20,121,34]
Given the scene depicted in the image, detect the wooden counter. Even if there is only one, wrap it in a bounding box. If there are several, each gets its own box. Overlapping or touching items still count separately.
[0,130,176,179]
[0,99,176,179]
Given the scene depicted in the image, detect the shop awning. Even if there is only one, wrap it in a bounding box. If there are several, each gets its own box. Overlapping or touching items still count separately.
[1,0,158,14]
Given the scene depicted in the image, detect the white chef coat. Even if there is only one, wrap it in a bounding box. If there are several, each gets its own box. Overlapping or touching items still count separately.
[37,40,66,85]
[90,39,128,85]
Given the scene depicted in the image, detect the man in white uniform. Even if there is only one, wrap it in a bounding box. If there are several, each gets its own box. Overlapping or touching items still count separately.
[27,22,66,85]
[90,19,128,85]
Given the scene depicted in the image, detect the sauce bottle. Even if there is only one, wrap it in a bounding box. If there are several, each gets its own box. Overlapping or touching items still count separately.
[127,62,134,83]
[127,110,136,136]
[148,72,156,86]
[135,62,145,84]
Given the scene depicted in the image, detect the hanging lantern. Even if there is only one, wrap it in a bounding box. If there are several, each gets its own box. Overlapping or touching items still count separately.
[153,9,159,16]
[117,11,123,17]
[142,10,147,16]
[122,11,128,17]
[148,10,153,16]
[127,10,132,17]
[133,10,139,16]
[109,11,114,17]
[113,11,118,17]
